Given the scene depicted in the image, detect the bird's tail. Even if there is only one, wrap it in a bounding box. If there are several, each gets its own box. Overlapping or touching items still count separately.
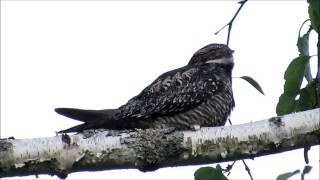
[55,108,118,133]
[58,123,88,133]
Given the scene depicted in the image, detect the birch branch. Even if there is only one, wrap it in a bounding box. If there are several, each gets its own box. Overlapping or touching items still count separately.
[1,108,319,179]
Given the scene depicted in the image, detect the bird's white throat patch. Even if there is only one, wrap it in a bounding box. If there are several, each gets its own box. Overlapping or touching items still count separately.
[206,57,234,64]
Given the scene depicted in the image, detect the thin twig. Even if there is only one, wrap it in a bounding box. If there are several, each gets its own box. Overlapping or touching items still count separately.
[215,0,248,45]
[223,161,236,172]
[304,146,310,164]
[223,161,237,176]
[298,19,310,38]
[241,160,253,180]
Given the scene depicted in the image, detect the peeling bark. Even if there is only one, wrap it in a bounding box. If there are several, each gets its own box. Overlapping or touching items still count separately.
[0,109,319,179]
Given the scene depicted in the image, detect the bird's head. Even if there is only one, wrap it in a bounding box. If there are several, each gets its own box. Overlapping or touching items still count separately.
[188,43,234,67]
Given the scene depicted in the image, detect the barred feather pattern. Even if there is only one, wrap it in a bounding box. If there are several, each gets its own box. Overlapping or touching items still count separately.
[116,63,234,130]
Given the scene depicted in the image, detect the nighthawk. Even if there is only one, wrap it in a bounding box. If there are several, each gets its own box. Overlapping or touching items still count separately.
[56,43,235,133]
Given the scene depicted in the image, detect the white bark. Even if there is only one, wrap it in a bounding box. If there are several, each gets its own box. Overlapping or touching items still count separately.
[0,108,319,179]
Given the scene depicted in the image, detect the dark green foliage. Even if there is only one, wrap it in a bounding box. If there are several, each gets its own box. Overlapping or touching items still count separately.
[239,76,265,95]
[296,80,317,111]
[276,56,310,115]
[277,0,320,116]
[194,165,228,180]
[297,26,312,81]
[301,165,312,180]
[308,0,319,32]
[276,22,318,115]
[276,165,313,180]
[276,170,300,180]
[277,93,297,116]
[297,28,310,56]
[283,56,309,96]
[302,165,312,175]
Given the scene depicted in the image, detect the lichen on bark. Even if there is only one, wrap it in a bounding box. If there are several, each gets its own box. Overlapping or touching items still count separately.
[122,128,184,171]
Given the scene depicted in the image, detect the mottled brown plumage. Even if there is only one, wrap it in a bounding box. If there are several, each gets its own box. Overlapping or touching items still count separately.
[56,43,235,133]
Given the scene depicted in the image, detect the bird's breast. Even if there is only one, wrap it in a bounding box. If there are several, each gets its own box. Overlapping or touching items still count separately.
[147,90,234,130]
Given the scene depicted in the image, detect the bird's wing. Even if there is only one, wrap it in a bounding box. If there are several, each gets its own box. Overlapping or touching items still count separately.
[117,65,222,119]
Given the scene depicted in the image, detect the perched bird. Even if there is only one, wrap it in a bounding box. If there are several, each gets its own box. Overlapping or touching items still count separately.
[56,43,235,133]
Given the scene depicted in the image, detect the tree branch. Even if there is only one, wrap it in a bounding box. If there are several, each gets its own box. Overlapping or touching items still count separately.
[215,0,248,45]
[0,108,319,179]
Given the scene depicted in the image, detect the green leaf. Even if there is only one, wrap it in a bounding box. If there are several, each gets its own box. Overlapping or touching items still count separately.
[276,170,300,180]
[276,93,297,116]
[276,56,309,116]
[302,165,312,174]
[308,0,320,17]
[239,76,265,95]
[283,56,309,96]
[301,165,313,180]
[296,80,317,112]
[308,0,320,32]
[297,20,312,82]
[194,165,228,180]
[304,65,312,82]
[297,29,310,57]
